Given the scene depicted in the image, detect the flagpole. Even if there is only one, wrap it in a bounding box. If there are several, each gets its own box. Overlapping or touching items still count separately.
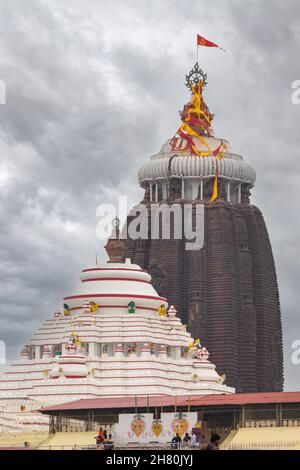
[196,43,198,63]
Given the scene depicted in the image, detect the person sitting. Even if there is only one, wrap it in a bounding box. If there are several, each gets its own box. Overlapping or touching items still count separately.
[103,433,114,450]
[171,433,182,449]
[94,427,105,449]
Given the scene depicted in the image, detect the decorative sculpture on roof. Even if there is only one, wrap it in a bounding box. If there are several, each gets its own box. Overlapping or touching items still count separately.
[105,217,126,263]
[170,63,215,157]
[65,332,82,353]
[169,62,228,201]
[196,347,210,361]
[218,373,226,384]
[158,304,167,317]
[89,301,99,313]
[188,338,202,358]
[63,303,70,316]
[128,301,136,314]
[185,61,208,89]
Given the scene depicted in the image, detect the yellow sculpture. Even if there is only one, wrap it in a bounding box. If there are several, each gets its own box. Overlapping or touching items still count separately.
[171,78,214,157]
[218,373,226,384]
[187,80,212,127]
[89,301,99,313]
[158,304,167,316]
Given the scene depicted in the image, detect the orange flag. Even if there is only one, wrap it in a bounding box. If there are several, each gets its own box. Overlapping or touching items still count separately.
[197,34,225,51]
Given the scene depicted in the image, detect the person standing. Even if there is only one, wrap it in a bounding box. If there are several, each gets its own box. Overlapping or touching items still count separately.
[191,432,198,448]
[203,433,221,450]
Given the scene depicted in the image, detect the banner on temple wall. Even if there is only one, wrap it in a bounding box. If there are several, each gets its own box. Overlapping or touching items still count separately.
[114,412,197,445]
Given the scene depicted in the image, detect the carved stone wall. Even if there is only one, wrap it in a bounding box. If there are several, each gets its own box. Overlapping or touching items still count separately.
[125,200,284,392]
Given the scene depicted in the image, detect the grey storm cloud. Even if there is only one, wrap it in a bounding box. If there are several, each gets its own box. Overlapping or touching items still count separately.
[0,0,299,390]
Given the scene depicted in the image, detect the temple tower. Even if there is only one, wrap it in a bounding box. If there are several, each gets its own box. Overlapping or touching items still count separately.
[125,62,284,392]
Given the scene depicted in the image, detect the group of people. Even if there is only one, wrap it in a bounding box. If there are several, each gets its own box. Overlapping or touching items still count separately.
[171,432,220,450]
[94,428,114,450]
[95,427,220,450]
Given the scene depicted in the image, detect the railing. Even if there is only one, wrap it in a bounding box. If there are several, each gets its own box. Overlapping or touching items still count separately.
[222,442,298,450]
[243,420,300,428]
[37,445,85,451]
[38,443,199,451]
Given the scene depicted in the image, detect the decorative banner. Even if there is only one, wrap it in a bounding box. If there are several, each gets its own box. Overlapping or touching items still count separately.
[115,412,197,446]
[172,412,189,437]
[151,419,163,437]
[130,414,145,437]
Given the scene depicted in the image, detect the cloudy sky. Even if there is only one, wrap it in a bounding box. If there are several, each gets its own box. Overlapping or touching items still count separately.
[0,0,299,389]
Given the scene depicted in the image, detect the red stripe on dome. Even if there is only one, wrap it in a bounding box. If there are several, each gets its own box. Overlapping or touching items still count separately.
[64,294,167,302]
[82,268,147,273]
[81,277,150,284]
[69,305,158,312]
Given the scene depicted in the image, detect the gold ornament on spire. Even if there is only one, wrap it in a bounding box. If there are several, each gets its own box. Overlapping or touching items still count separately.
[170,65,215,156]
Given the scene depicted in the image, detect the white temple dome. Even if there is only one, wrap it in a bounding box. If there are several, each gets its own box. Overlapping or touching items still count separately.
[138,139,256,187]
[65,258,167,313]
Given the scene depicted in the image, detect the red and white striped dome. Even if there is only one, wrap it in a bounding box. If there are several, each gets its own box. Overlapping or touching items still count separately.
[64,258,167,314]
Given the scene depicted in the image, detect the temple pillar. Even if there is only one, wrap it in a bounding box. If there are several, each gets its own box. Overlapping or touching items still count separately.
[174,346,181,359]
[191,180,200,200]
[162,181,167,200]
[227,181,231,202]
[200,179,203,200]
[238,184,242,203]
[89,343,96,358]
[35,346,41,360]
[149,183,153,202]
